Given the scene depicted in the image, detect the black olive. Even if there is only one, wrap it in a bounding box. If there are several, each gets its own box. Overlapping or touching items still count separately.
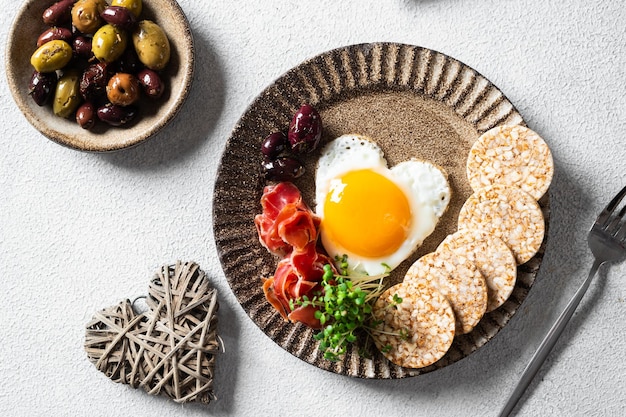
[28,71,58,106]
[263,157,305,181]
[137,68,164,99]
[72,36,94,60]
[288,104,322,154]
[100,6,137,31]
[97,103,137,126]
[79,62,109,101]
[261,131,290,159]
[76,101,96,129]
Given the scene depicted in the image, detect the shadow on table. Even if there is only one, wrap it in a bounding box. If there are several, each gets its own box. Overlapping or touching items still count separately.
[169,288,240,414]
[403,0,447,6]
[101,28,226,169]
[210,293,241,414]
[491,163,611,416]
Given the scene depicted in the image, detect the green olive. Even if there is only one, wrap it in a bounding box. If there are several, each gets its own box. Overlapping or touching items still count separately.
[132,20,170,71]
[30,40,73,73]
[53,70,82,118]
[71,0,107,34]
[92,24,128,62]
[111,0,142,18]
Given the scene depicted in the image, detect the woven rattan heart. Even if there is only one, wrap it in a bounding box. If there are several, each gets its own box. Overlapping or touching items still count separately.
[85,261,219,404]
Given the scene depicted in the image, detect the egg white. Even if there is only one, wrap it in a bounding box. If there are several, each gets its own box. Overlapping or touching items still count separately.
[315,134,451,276]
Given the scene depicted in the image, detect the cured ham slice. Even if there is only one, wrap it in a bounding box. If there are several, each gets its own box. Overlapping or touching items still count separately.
[255,182,332,329]
[262,243,333,329]
[288,305,322,329]
[254,182,320,256]
[276,205,320,251]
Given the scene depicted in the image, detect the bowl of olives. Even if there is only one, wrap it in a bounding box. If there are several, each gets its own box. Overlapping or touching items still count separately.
[5,0,194,152]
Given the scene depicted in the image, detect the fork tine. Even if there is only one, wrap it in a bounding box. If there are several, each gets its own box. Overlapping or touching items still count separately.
[617,222,626,242]
[606,204,626,235]
[613,204,626,241]
[596,185,626,227]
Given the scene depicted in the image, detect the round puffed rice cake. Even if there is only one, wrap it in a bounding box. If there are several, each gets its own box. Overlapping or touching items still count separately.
[458,184,545,265]
[437,229,517,312]
[371,281,455,369]
[466,125,554,200]
[405,252,487,335]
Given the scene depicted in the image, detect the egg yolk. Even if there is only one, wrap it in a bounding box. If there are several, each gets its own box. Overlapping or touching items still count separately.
[323,169,412,258]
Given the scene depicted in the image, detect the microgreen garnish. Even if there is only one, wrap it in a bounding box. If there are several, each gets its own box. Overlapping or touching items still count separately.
[292,256,389,361]
[335,254,349,276]
[392,293,403,306]
[290,255,413,361]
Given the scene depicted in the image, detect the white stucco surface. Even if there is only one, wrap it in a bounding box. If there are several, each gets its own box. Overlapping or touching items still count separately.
[1,1,625,416]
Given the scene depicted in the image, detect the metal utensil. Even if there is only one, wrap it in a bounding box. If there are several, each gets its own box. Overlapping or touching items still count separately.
[499,185,626,416]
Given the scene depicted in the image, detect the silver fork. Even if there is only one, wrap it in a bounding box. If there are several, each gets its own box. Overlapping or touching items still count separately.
[499,185,626,417]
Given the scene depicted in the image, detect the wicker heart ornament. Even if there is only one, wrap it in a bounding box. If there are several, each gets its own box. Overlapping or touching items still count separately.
[85,261,220,404]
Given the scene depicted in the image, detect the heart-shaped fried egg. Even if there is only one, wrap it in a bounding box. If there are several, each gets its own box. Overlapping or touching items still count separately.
[315,134,451,276]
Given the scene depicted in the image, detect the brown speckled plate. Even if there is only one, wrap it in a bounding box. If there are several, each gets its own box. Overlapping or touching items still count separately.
[213,43,550,378]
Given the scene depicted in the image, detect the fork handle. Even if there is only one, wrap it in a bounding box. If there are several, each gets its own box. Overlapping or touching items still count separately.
[498,258,604,417]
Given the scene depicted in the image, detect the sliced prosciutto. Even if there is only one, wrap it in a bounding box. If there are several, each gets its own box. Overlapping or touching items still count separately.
[261,242,334,329]
[255,182,332,329]
[254,182,320,256]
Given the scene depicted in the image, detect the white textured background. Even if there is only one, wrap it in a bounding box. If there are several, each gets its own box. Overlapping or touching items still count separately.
[1,1,625,416]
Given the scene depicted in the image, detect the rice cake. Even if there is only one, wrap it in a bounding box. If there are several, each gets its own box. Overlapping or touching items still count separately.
[371,281,455,369]
[466,125,553,200]
[458,184,545,265]
[404,252,487,335]
[437,229,517,312]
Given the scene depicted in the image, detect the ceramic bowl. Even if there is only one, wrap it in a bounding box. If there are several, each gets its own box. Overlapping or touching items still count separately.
[5,0,194,152]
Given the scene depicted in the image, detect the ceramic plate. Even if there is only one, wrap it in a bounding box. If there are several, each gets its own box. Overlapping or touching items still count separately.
[213,43,549,378]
